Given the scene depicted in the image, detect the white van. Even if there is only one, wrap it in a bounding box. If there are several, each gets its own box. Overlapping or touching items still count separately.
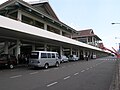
[29,51,60,69]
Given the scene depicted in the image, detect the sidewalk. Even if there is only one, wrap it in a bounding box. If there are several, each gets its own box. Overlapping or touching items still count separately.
[109,59,120,90]
[16,64,28,68]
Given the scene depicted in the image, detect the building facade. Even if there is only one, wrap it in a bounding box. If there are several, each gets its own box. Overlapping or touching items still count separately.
[0,0,110,62]
[72,29,102,47]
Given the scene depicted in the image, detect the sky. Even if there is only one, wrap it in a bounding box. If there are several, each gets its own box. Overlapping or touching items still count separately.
[0,0,120,50]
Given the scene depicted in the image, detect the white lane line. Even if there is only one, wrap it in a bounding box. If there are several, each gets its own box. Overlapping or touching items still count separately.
[90,67,93,68]
[81,70,85,72]
[47,82,58,87]
[44,70,50,72]
[30,71,39,75]
[74,73,79,76]
[61,66,65,68]
[86,68,89,70]
[10,75,22,79]
[64,76,71,80]
[54,68,59,70]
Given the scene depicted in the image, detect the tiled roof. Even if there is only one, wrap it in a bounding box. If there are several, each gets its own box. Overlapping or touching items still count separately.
[77,29,94,37]
[72,29,102,40]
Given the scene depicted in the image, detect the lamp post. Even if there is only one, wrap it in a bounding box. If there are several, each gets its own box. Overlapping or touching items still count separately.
[111,23,120,25]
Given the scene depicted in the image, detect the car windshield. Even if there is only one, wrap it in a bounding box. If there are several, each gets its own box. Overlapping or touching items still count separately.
[69,55,73,57]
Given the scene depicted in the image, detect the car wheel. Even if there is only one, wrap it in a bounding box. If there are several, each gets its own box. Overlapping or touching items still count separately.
[44,64,49,69]
[61,60,64,63]
[55,62,59,67]
[9,64,14,69]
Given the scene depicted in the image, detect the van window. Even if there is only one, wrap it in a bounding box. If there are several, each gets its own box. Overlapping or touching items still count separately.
[41,53,47,58]
[52,53,55,58]
[30,52,39,59]
[47,53,51,58]
[56,53,60,59]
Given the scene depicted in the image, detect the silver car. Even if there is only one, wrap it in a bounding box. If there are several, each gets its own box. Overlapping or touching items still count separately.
[60,55,69,63]
[68,55,79,61]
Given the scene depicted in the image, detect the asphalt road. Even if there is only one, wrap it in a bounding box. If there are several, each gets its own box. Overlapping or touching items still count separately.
[0,56,116,90]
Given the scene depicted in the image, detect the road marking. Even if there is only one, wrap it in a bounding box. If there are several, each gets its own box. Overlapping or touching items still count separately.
[64,76,71,80]
[81,70,85,72]
[44,70,50,72]
[10,75,22,79]
[54,68,59,70]
[61,66,65,68]
[74,73,79,76]
[90,67,93,68]
[47,82,58,87]
[86,68,89,70]
[30,71,39,75]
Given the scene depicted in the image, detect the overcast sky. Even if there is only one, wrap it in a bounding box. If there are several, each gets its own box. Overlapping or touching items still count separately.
[0,0,120,50]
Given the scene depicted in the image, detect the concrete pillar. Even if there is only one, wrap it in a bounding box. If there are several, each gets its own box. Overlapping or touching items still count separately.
[4,41,8,54]
[17,10,22,21]
[70,35,72,39]
[32,44,35,51]
[15,40,21,59]
[60,46,63,56]
[44,24,47,30]
[70,47,73,55]
[83,49,86,60]
[92,37,94,46]
[44,44,47,51]
[78,49,80,57]
[60,31,63,35]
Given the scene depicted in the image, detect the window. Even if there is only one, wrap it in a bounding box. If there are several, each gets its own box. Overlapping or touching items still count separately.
[47,53,51,58]
[41,53,47,58]
[52,53,55,58]
[56,53,60,59]
[30,52,39,59]
[88,37,92,42]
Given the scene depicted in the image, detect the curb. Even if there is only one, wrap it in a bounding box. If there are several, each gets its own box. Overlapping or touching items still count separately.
[109,59,120,90]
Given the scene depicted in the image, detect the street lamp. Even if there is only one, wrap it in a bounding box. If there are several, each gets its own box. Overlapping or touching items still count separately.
[111,23,120,25]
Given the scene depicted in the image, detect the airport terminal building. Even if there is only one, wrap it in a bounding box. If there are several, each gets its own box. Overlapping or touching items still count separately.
[0,0,109,62]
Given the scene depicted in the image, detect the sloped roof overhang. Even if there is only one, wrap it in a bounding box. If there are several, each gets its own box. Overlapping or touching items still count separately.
[0,0,76,33]
[73,34,102,41]
[0,15,104,52]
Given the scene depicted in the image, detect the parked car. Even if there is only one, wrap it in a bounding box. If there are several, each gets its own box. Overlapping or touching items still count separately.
[68,55,79,61]
[29,51,61,69]
[0,54,17,69]
[60,55,69,63]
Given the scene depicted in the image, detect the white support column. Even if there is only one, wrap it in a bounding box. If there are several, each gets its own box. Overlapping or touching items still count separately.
[17,10,22,21]
[60,30,63,35]
[60,46,63,56]
[4,41,8,54]
[92,37,94,46]
[44,23,47,30]
[32,44,35,51]
[16,40,21,59]
[44,44,47,51]
[70,47,73,55]
[83,49,86,60]
[70,35,72,39]
[78,49,80,57]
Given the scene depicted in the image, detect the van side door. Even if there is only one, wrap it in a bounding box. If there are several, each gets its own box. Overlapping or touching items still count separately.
[41,53,47,67]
